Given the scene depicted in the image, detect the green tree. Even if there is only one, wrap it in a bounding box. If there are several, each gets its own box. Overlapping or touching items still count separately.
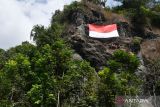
[0,70,12,106]
[61,61,98,107]
[4,53,32,106]
[98,50,142,106]
[0,49,6,70]
[30,23,64,47]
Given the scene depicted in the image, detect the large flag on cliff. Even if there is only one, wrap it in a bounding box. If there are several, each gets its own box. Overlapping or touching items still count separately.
[88,24,119,38]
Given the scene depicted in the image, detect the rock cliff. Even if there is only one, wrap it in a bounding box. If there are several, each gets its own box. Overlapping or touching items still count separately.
[54,1,160,70]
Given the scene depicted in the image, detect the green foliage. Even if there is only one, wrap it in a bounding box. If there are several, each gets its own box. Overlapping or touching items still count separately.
[64,1,83,12]
[139,6,160,27]
[63,1,84,22]
[131,37,142,53]
[31,23,64,47]
[98,50,142,105]
[113,0,160,28]
[27,84,43,105]
[133,37,142,45]
[61,61,98,107]
[0,36,99,107]
[0,49,6,70]
[52,40,72,76]
[52,1,84,24]
[0,15,99,106]
[0,71,11,101]
[111,50,140,72]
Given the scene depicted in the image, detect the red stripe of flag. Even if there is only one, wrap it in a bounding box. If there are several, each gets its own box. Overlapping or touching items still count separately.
[88,24,117,33]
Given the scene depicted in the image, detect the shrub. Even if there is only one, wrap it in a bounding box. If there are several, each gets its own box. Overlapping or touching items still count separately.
[62,1,84,23]
[98,50,142,105]
[112,50,140,72]
[140,6,160,27]
[131,37,142,53]
[133,37,142,45]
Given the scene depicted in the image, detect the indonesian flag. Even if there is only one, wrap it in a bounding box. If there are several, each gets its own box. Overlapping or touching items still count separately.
[88,24,119,38]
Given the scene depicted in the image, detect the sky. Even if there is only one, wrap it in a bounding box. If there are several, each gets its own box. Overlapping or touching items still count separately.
[0,0,120,49]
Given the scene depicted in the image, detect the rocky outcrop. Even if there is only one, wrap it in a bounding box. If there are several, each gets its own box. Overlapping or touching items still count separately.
[61,2,160,70]
[63,4,134,69]
[141,39,160,62]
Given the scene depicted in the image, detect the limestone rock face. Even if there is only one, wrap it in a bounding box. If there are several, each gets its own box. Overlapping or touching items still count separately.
[61,2,160,70]
[64,9,134,69]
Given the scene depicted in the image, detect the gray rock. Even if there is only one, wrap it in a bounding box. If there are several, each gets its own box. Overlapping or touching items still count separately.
[63,5,140,70]
[72,53,83,61]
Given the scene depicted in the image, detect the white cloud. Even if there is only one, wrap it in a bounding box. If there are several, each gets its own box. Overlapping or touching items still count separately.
[0,0,117,49]
[0,0,77,49]
[107,0,122,7]
[0,0,32,49]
